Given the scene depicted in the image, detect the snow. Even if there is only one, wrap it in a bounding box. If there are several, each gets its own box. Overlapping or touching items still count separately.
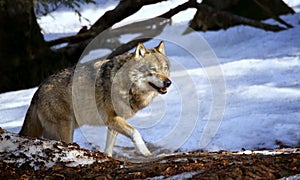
[0,0,300,165]
[0,129,108,170]
[279,174,300,180]
[148,171,199,180]
[236,148,300,155]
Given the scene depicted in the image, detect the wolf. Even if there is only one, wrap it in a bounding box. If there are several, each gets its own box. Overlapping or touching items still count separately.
[19,41,171,157]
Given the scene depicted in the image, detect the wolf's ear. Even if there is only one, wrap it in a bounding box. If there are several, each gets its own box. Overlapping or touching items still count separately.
[134,43,147,58]
[155,41,165,55]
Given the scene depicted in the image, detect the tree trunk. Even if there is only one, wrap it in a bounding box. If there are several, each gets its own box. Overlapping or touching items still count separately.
[0,0,69,93]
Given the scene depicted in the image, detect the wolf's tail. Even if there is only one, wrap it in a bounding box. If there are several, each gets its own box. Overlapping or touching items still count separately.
[19,101,42,138]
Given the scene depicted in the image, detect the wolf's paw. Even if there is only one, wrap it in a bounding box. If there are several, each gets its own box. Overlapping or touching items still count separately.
[137,146,152,157]
[135,142,152,157]
[143,150,152,157]
[104,151,113,157]
[132,129,152,157]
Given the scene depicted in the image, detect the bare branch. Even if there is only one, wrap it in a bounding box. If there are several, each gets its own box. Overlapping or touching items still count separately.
[90,0,167,33]
[47,0,166,47]
[252,0,293,28]
[158,0,196,19]
[189,2,286,32]
[107,18,170,59]
[50,0,290,62]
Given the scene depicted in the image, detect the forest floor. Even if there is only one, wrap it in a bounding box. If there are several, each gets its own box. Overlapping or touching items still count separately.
[0,128,299,179]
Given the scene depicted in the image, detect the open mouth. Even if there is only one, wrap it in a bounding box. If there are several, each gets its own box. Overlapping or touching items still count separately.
[148,82,168,94]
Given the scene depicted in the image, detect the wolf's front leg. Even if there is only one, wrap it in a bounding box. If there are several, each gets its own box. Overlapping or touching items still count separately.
[104,127,118,157]
[108,116,152,156]
[131,128,152,156]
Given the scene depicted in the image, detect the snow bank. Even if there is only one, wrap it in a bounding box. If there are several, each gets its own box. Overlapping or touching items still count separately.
[0,128,109,170]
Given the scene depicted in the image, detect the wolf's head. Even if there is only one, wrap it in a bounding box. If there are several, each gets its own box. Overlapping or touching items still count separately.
[110,41,172,117]
[130,41,171,95]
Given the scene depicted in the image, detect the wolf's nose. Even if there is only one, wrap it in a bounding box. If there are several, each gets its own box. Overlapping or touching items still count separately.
[164,79,172,87]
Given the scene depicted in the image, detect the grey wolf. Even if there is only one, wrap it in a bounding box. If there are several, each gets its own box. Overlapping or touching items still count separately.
[19,41,171,157]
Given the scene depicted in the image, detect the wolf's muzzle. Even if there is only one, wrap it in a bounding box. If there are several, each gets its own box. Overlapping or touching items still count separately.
[159,79,171,94]
[149,78,172,94]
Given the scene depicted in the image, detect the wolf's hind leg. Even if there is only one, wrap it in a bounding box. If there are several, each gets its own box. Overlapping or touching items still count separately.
[19,105,43,138]
[104,127,118,157]
[42,120,74,143]
[108,116,152,156]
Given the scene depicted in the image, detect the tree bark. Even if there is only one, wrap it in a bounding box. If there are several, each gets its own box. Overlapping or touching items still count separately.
[0,0,69,93]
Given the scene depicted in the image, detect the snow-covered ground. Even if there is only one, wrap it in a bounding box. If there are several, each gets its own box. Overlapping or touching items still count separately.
[0,0,300,160]
[0,128,108,169]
